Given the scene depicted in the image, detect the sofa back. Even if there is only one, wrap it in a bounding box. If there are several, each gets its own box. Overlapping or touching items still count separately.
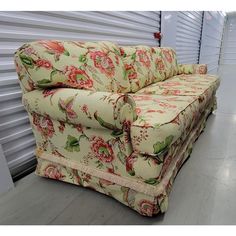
[119,46,179,92]
[15,40,179,94]
[14,40,131,93]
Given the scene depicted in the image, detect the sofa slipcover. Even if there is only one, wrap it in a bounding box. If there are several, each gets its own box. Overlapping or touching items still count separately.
[15,40,220,217]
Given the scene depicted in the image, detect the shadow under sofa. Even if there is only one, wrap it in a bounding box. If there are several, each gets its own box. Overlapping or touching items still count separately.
[14,40,220,216]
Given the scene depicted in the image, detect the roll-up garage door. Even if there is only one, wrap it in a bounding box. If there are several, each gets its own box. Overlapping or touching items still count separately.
[220,13,235,65]
[176,11,203,64]
[0,11,161,181]
[199,11,225,74]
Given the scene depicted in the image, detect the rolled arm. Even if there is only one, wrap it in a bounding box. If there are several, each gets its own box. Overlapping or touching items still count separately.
[23,88,137,130]
[178,64,207,75]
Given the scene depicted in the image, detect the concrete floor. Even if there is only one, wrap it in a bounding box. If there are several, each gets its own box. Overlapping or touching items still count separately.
[0,65,236,225]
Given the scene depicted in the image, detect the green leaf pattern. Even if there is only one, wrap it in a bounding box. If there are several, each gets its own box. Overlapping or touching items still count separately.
[153,135,174,154]
[65,135,81,152]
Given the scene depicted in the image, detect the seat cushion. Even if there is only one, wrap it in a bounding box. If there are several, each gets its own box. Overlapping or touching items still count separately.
[137,74,219,111]
[137,74,219,96]
[130,94,203,156]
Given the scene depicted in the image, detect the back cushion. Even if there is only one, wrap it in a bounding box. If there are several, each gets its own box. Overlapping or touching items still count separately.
[152,47,179,81]
[119,46,179,92]
[119,45,159,92]
[14,40,131,93]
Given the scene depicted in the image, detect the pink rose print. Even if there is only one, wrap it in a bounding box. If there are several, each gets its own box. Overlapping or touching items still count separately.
[162,89,181,96]
[90,51,115,77]
[155,58,165,71]
[58,121,65,133]
[40,40,66,54]
[64,66,93,89]
[115,55,120,65]
[44,164,65,180]
[81,104,92,119]
[81,104,88,114]
[132,94,153,102]
[197,65,207,74]
[75,123,83,133]
[147,109,165,114]
[36,59,52,69]
[139,199,155,216]
[24,47,35,56]
[119,47,125,57]
[136,50,151,68]
[39,40,70,61]
[125,64,137,80]
[126,155,136,176]
[90,137,114,163]
[59,98,78,119]
[32,113,55,138]
[163,49,173,63]
[42,89,58,98]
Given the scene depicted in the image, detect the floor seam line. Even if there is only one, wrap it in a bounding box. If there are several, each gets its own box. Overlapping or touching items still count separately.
[47,192,82,224]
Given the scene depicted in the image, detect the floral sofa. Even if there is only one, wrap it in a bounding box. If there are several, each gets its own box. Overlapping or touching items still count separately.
[14,40,220,217]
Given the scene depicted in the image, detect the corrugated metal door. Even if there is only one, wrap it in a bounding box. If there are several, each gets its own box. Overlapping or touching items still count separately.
[161,11,203,64]
[220,13,236,65]
[176,11,203,64]
[0,11,161,180]
[199,11,225,74]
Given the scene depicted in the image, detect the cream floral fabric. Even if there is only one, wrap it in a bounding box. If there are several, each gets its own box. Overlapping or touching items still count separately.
[23,88,216,182]
[35,98,214,216]
[137,74,220,97]
[36,158,161,216]
[119,45,158,92]
[23,88,137,130]
[119,46,179,92]
[14,41,131,93]
[130,94,203,155]
[178,64,208,75]
[152,47,179,80]
[14,40,220,216]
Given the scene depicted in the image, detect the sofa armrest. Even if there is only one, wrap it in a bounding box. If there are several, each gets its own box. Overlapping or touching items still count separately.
[178,64,207,75]
[23,88,137,131]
